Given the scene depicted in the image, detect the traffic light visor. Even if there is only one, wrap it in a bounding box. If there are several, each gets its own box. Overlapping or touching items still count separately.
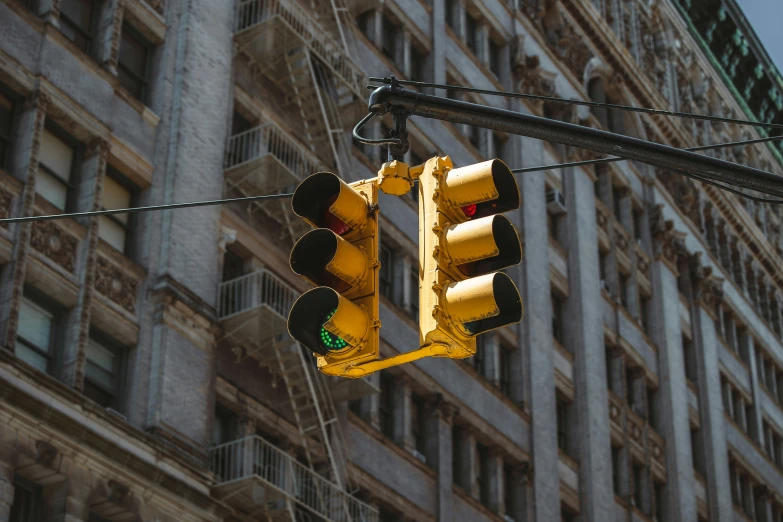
[290,229,369,293]
[292,172,369,235]
[442,159,520,219]
[288,287,370,356]
[444,215,522,276]
[443,272,523,336]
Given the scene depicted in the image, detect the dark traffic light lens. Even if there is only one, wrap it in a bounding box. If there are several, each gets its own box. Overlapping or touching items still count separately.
[320,308,349,351]
[462,204,477,218]
[324,194,352,236]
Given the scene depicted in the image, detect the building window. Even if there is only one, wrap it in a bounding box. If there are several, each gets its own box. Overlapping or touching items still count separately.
[379,373,394,438]
[632,461,644,508]
[0,90,15,170]
[552,292,564,345]
[611,445,621,495]
[489,39,501,78]
[556,396,569,453]
[381,14,397,63]
[10,477,40,522]
[408,262,419,319]
[445,0,455,29]
[499,341,512,396]
[653,481,664,521]
[452,425,462,486]
[606,345,616,393]
[118,24,151,101]
[626,368,637,410]
[618,272,629,309]
[646,385,658,429]
[379,242,394,301]
[640,294,652,334]
[83,333,125,410]
[477,442,490,506]
[17,294,58,374]
[98,168,135,254]
[59,0,97,53]
[212,404,235,446]
[348,399,362,418]
[682,334,698,384]
[468,125,481,151]
[465,12,478,53]
[504,464,515,517]
[473,335,486,377]
[632,208,644,243]
[38,125,76,211]
[612,187,623,220]
[411,393,426,457]
[410,45,428,82]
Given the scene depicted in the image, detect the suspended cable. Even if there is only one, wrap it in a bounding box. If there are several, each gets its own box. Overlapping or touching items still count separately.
[511,134,783,174]
[0,192,294,225]
[683,173,783,204]
[368,77,783,131]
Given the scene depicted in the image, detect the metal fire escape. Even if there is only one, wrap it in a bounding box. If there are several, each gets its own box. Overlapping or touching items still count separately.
[234,0,365,175]
[216,3,375,519]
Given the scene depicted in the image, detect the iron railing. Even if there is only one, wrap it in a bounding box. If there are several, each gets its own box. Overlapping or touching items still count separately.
[235,0,365,97]
[224,122,322,178]
[218,269,298,321]
[211,436,378,522]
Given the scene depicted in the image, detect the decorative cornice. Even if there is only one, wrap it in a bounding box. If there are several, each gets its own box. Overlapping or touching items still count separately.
[689,252,724,318]
[650,204,687,270]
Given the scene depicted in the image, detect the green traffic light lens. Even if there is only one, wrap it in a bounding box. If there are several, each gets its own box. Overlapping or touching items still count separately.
[320,308,349,351]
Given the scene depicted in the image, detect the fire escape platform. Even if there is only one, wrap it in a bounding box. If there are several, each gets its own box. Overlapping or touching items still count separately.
[234,0,365,98]
[218,269,296,359]
[211,436,379,522]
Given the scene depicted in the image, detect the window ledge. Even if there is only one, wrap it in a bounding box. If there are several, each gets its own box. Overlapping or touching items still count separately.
[452,485,504,522]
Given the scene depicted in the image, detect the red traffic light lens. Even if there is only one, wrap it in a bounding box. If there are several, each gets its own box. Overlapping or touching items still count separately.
[462,204,477,218]
[324,194,352,236]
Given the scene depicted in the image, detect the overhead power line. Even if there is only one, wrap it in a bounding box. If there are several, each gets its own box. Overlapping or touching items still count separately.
[368,77,783,132]
[512,134,783,174]
[0,192,293,225]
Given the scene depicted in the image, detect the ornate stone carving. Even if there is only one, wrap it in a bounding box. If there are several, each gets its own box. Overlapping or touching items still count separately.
[513,54,557,114]
[430,393,459,424]
[144,0,164,15]
[94,255,138,314]
[689,253,724,317]
[30,220,78,272]
[35,440,58,467]
[650,204,687,267]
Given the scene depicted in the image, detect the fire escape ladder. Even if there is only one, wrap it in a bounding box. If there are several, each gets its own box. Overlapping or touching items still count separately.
[274,342,354,520]
[311,59,353,176]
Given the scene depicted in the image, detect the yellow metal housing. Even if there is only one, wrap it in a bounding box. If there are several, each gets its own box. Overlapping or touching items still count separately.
[440,159,520,222]
[443,215,522,277]
[291,172,371,237]
[378,160,413,196]
[288,175,381,377]
[290,228,371,298]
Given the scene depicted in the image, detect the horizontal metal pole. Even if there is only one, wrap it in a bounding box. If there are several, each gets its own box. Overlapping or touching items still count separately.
[368,85,783,198]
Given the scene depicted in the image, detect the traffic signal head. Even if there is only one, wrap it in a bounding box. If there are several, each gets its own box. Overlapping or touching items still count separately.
[418,157,523,357]
[288,173,380,376]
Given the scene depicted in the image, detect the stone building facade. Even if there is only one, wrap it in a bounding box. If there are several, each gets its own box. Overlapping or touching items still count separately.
[1,0,782,521]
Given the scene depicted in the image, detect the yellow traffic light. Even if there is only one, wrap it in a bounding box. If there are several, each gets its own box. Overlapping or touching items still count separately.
[418,156,524,357]
[287,172,380,376]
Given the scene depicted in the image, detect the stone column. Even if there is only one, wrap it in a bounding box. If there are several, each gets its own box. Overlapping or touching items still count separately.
[451,0,467,40]
[62,139,110,390]
[432,0,447,88]
[393,377,414,451]
[744,333,763,443]
[564,162,613,522]
[519,122,559,522]
[690,261,733,522]
[0,91,47,350]
[648,206,696,522]
[367,10,383,49]
[95,0,125,75]
[425,396,458,522]
[399,30,411,77]
[718,220,733,273]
